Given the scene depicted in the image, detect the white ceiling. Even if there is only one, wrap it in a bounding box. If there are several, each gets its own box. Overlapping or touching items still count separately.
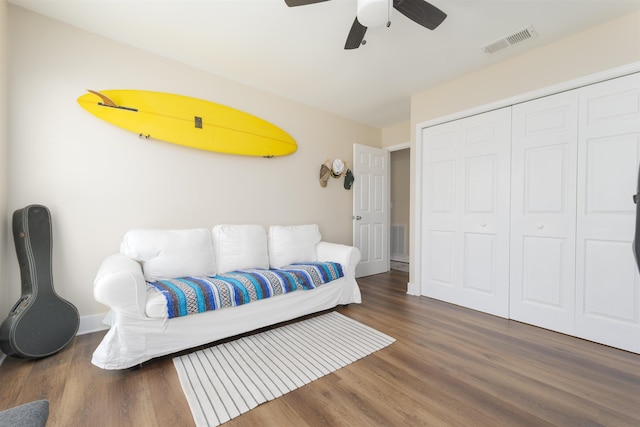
[9,0,640,128]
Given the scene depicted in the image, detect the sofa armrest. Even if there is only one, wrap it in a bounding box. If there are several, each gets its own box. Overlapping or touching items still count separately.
[315,241,361,279]
[94,253,147,316]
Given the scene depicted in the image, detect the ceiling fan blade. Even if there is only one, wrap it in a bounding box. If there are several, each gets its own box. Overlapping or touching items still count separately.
[284,0,330,6]
[393,0,447,30]
[345,17,367,50]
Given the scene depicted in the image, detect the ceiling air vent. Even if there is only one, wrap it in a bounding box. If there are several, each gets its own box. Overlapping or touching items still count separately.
[483,25,538,55]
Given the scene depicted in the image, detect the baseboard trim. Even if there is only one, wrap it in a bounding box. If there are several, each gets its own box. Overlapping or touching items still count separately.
[78,313,109,336]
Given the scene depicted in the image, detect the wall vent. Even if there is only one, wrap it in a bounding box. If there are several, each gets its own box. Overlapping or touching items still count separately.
[390,224,407,261]
[483,25,538,55]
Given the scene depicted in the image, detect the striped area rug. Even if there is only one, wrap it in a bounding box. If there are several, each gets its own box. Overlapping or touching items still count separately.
[173,311,395,426]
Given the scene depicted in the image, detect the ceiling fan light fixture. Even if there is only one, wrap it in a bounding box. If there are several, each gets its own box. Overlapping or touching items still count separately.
[357,0,391,28]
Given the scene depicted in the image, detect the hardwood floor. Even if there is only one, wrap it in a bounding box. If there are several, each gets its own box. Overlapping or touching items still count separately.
[1,270,639,426]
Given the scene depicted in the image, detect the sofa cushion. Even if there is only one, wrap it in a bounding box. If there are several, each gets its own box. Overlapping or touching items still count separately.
[212,224,269,274]
[268,224,321,269]
[121,228,216,281]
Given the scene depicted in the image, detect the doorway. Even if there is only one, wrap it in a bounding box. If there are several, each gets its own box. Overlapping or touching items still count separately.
[352,143,410,277]
[390,146,410,273]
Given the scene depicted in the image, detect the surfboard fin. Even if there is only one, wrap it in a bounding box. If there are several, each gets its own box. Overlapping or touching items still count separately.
[88,90,119,108]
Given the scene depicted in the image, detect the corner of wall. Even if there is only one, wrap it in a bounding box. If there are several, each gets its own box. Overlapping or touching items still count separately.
[0,0,9,321]
[77,313,110,336]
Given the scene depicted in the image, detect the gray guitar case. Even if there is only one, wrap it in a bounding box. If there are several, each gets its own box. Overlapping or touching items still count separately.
[0,205,79,358]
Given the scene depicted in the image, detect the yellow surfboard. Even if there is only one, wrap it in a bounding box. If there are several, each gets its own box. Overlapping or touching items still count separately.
[77,90,297,157]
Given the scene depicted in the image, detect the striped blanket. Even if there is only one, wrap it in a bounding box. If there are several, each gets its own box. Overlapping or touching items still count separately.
[148,262,344,319]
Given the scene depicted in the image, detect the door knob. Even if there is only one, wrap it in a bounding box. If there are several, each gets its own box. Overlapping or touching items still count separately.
[536,224,544,229]
[354,216,362,220]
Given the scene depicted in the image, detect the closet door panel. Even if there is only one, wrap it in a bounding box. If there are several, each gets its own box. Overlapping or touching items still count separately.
[583,240,637,321]
[422,108,511,317]
[521,236,565,306]
[460,110,511,316]
[430,160,456,213]
[422,121,462,303]
[465,155,497,214]
[525,145,566,212]
[463,232,495,294]
[586,136,639,217]
[510,90,578,334]
[576,72,640,353]
[427,230,455,286]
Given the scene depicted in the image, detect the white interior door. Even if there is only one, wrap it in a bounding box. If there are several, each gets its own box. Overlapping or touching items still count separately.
[421,107,511,318]
[575,72,640,353]
[510,90,579,334]
[353,143,389,277]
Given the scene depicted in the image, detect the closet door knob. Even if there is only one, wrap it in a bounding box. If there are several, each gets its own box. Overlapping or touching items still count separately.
[536,224,544,229]
[480,223,487,228]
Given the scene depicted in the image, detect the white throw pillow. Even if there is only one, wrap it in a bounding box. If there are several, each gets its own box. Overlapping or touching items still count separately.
[212,224,269,274]
[268,224,321,269]
[121,228,217,281]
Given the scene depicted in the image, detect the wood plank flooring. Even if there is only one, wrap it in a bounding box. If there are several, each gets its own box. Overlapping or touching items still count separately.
[1,270,639,426]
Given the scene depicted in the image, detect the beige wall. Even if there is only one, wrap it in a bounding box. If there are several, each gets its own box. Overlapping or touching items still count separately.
[382,120,409,148]
[0,0,8,319]
[5,6,380,322]
[409,10,640,285]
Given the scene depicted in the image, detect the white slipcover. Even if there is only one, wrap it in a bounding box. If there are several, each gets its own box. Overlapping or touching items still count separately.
[121,228,217,280]
[212,224,269,274]
[268,224,321,268]
[92,228,362,370]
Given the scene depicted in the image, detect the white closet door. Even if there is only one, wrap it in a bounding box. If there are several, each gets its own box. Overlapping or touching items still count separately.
[575,73,640,353]
[421,107,511,317]
[421,119,459,304]
[510,90,579,334]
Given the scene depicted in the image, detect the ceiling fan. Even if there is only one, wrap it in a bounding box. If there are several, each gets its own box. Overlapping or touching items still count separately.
[284,0,447,49]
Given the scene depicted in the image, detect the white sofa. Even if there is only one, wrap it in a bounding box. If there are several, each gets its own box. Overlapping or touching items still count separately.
[92,224,362,370]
